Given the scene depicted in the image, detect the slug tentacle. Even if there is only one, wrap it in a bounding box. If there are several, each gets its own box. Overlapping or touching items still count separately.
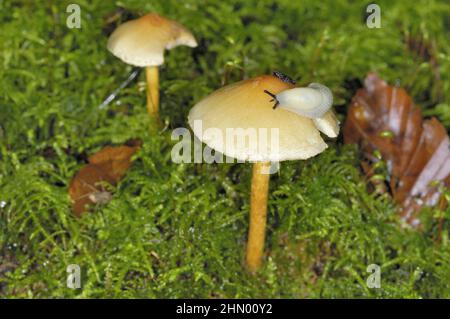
[263,90,280,109]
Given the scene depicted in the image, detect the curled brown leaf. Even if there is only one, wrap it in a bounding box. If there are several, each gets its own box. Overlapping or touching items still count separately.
[69,144,140,217]
[344,73,449,227]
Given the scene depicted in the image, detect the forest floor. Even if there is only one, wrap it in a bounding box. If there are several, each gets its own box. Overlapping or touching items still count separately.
[0,0,449,298]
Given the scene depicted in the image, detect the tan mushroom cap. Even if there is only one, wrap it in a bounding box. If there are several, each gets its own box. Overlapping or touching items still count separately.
[188,75,340,162]
[107,13,197,67]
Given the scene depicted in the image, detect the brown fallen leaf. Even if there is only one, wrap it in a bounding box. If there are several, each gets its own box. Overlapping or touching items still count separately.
[88,145,139,183]
[344,73,450,227]
[69,143,140,217]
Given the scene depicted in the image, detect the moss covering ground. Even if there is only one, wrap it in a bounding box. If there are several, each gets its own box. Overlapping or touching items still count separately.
[0,0,449,298]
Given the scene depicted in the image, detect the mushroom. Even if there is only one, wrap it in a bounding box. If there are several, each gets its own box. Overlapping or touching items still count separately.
[107,13,197,121]
[188,74,339,271]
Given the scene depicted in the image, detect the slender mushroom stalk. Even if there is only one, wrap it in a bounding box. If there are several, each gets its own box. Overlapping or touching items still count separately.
[246,161,271,271]
[107,13,197,123]
[188,74,340,272]
[145,66,159,117]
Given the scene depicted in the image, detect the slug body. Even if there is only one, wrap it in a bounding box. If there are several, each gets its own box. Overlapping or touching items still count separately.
[274,83,333,119]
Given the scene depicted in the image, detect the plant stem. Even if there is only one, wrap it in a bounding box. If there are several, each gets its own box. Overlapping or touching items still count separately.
[246,161,271,272]
[145,66,159,119]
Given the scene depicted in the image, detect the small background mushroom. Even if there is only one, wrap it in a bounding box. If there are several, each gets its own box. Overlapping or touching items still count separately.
[107,13,197,123]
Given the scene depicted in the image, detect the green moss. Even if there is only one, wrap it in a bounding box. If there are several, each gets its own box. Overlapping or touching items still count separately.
[0,0,449,298]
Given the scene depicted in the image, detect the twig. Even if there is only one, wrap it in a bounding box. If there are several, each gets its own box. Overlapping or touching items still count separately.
[99,68,140,109]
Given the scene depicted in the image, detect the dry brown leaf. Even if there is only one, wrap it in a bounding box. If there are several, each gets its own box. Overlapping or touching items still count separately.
[344,73,450,227]
[69,144,139,217]
[88,145,139,183]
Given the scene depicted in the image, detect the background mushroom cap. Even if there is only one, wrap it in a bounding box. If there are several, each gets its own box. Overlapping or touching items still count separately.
[107,13,197,67]
[188,75,336,162]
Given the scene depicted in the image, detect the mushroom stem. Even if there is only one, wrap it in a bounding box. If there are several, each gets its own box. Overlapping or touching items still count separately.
[246,161,271,272]
[145,66,160,119]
